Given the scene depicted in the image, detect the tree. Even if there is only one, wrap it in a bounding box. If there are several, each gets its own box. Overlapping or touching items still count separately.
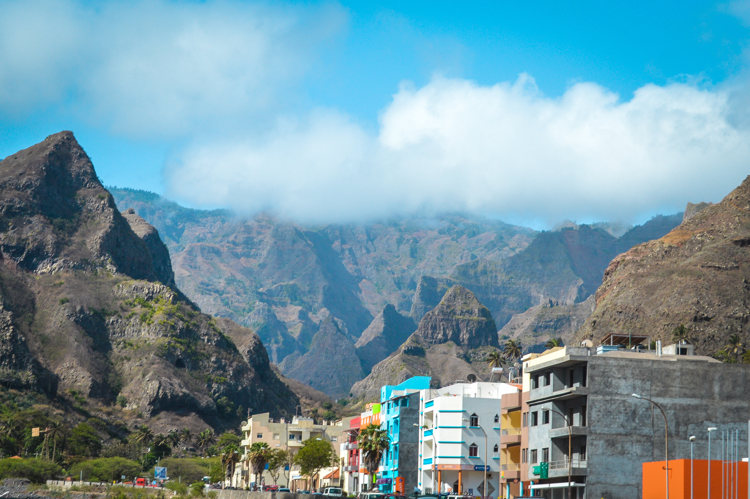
[267,448,288,485]
[294,438,334,491]
[356,424,388,491]
[130,425,153,455]
[280,449,294,486]
[151,433,172,459]
[68,423,101,457]
[221,443,240,488]
[249,442,271,488]
[486,349,502,369]
[69,457,140,482]
[672,325,690,344]
[217,432,241,450]
[545,338,564,348]
[503,339,522,363]
[197,429,215,457]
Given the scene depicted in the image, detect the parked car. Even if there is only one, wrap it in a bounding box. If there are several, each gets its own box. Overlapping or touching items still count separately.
[323,487,343,496]
[279,488,291,492]
[359,492,385,499]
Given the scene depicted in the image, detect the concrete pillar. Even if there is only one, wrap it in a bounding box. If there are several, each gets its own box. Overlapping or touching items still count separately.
[458,471,462,494]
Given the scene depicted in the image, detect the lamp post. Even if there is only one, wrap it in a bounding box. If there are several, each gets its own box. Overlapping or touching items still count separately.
[547,408,573,499]
[689,436,696,499]
[632,394,669,499]
[708,427,717,499]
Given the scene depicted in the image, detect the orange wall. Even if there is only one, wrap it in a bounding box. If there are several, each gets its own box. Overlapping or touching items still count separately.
[643,459,748,499]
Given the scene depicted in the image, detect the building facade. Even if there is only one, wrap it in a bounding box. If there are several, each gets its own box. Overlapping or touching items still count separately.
[377,376,431,495]
[418,382,520,499]
[238,413,346,489]
[499,389,522,498]
[521,342,750,499]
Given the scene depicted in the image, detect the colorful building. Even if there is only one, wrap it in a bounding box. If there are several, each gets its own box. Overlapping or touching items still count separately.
[341,416,361,494]
[418,382,520,499]
[499,388,522,498]
[377,376,432,495]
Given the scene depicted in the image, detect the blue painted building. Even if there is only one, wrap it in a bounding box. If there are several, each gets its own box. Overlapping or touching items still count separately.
[377,376,432,495]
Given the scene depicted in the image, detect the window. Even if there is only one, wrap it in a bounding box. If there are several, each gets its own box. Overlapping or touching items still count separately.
[531,376,537,389]
[257,433,263,439]
[568,368,574,388]
[522,448,528,463]
[546,372,551,386]
[469,413,479,427]
[530,412,538,426]
[582,366,587,387]
[469,443,478,457]
[522,412,528,427]
[580,445,586,461]
[289,434,295,440]
[493,444,498,453]
[542,448,549,462]
[273,433,280,440]
[494,414,499,424]
[542,410,549,425]
[530,449,538,464]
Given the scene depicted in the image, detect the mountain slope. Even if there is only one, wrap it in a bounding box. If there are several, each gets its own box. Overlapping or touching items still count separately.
[579,176,750,356]
[0,132,297,431]
[351,286,496,400]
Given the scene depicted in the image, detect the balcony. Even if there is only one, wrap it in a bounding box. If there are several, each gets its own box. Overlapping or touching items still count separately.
[528,386,588,405]
[500,431,521,446]
[548,458,588,478]
[423,429,433,437]
[549,425,587,439]
[344,442,358,450]
[500,464,520,481]
[500,392,522,413]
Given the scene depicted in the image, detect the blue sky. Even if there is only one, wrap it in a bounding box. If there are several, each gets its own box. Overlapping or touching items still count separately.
[1,0,749,227]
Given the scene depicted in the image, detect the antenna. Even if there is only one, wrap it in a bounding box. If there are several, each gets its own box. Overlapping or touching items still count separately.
[467,374,477,383]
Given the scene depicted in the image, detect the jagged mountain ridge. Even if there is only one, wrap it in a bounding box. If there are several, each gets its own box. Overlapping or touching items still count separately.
[0,132,297,431]
[579,175,750,356]
[350,286,497,400]
[111,189,682,396]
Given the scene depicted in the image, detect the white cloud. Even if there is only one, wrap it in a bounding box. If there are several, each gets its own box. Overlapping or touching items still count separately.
[167,75,750,225]
[0,0,345,136]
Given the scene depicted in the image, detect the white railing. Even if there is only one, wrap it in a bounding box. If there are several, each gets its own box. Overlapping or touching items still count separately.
[549,457,587,470]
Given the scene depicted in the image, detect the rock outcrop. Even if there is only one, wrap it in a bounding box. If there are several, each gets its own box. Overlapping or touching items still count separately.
[579,176,750,356]
[355,305,416,373]
[0,132,297,431]
[351,286,498,400]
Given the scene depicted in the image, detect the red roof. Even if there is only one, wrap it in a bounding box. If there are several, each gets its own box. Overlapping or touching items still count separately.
[323,469,340,480]
[349,416,361,429]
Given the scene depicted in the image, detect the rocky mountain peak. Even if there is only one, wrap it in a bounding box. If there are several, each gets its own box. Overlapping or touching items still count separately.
[355,304,416,373]
[414,285,498,348]
[579,175,750,355]
[0,131,172,287]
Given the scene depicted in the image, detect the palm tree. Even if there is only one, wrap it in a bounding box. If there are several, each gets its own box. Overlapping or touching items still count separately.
[222,443,241,488]
[248,442,271,489]
[503,339,522,363]
[197,429,215,457]
[356,424,389,491]
[545,337,564,348]
[131,425,154,455]
[486,349,502,369]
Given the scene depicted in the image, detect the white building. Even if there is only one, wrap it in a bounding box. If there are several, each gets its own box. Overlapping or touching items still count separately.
[418,382,520,499]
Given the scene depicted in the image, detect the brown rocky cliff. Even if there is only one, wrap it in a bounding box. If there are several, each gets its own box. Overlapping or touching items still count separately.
[415,285,499,348]
[0,131,298,431]
[579,175,750,356]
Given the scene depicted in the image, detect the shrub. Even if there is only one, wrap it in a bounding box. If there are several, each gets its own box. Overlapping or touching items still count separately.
[165,480,188,495]
[190,481,205,496]
[68,457,141,482]
[0,457,62,483]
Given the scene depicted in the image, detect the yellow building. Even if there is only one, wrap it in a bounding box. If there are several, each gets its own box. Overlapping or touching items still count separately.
[499,389,522,498]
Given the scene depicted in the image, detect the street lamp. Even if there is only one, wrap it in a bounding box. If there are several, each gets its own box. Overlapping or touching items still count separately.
[707,427,717,499]
[689,436,695,499]
[463,417,488,499]
[632,394,669,499]
[547,408,573,499]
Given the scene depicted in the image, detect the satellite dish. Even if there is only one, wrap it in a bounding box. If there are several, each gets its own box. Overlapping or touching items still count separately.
[581,339,594,348]
[467,374,477,383]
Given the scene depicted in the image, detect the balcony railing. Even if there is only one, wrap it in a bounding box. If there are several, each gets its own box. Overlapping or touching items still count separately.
[549,457,587,470]
[424,429,433,437]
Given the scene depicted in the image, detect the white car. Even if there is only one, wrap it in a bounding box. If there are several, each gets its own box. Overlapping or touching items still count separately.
[323,487,343,496]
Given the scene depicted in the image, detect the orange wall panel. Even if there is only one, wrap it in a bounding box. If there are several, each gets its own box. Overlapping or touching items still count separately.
[643,459,748,499]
